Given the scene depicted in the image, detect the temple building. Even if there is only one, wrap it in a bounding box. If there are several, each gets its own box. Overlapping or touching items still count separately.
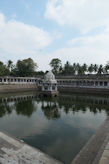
[40,71,58,97]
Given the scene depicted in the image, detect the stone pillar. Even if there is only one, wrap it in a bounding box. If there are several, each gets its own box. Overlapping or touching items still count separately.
[97,81,100,87]
[50,85,52,91]
[108,82,109,87]
[93,81,96,87]
[42,85,44,91]
[103,81,105,88]
[55,85,57,91]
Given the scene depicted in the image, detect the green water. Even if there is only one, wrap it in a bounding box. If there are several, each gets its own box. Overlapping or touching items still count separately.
[0,92,108,164]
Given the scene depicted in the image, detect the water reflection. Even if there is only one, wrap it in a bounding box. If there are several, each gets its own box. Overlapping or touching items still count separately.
[0,92,108,164]
[0,93,109,118]
[41,100,60,120]
[0,101,13,117]
[58,94,109,115]
[15,100,37,117]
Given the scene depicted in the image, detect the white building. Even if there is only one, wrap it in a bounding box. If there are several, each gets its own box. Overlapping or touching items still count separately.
[41,71,58,97]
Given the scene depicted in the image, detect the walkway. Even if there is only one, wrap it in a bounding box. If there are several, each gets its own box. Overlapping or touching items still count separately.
[0,131,63,164]
[72,117,109,164]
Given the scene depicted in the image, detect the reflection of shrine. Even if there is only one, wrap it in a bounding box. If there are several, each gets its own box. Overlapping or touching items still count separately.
[41,99,60,119]
[40,71,59,97]
[0,92,109,119]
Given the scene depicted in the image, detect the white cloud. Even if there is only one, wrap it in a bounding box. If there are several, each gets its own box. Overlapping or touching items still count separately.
[46,47,109,65]
[69,32,109,51]
[0,12,52,55]
[32,30,109,70]
[0,13,5,29]
[45,0,109,32]
[40,32,109,69]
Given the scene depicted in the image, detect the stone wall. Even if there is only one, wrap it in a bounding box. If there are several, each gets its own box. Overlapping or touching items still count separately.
[58,86,109,95]
[0,84,38,93]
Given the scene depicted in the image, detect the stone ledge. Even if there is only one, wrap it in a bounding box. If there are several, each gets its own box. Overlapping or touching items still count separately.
[99,141,109,164]
[0,131,63,164]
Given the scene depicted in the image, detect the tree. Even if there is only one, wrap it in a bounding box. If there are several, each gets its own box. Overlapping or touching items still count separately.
[104,62,109,73]
[98,64,103,74]
[81,63,87,74]
[0,61,9,76]
[12,58,38,77]
[93,64,98,74]
[62,61,75,75]
[7,60,13,71]
[75,63,82,75]
[58,66,63,74]
[64,61,71,74]
[88,64,94,74]
[72,63,76,75]
[50,58,62,75]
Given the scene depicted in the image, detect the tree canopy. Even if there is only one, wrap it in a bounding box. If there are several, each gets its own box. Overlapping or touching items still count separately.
[14,58,38,77]
[50,58,62,75]
[0,57,109,77]
[0,61,9,76]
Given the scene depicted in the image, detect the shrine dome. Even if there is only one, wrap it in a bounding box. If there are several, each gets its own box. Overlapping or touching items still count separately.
[44,71,57,83]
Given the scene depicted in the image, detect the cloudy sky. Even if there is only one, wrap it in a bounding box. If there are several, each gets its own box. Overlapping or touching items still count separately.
[0,0,109,71]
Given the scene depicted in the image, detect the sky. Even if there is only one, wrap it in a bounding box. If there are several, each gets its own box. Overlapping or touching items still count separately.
[0,0,109,71]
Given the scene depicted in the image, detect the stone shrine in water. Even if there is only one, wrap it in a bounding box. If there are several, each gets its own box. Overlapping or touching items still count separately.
[41,71,58,97]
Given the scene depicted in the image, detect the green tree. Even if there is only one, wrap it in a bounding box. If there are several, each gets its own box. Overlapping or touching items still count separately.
[64,61,71,74]
[12,58,38,77]
[50,58,62,75]
[0,61,9,76]
[75,63,83,75]
[62,61,75,75]
[58,66,63,74]
[7,60,13,71]
[98,64,103,74]
[88,64,94,74]
[93,64,98,74]
[104,62,109,73]
[72,63,76,75]
[81,63,87,74]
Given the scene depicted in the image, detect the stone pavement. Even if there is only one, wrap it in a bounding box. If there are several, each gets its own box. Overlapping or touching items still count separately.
[72,117,109,164]
[0,131,63,164]
[99,142,109,164]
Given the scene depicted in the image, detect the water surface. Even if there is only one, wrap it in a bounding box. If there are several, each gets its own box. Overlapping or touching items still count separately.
[0,92,108,164]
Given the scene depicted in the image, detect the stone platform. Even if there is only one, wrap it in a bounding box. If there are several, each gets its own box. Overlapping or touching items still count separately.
[72,117,109,164]
[99,141,109,164]
[0,131,63,164]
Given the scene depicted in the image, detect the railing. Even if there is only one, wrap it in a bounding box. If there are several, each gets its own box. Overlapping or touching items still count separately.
[0,77,39,84]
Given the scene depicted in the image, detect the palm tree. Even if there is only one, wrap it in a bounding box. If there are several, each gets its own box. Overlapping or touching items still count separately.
[72,63,76,75]
[104,62,109,74]
[88,64,94,74]
[93,64,98,74]
[82,63,87,74]
[97,65,103,74]
[7,60,13,72]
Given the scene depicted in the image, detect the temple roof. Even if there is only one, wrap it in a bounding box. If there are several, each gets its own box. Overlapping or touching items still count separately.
[44,71,57,83]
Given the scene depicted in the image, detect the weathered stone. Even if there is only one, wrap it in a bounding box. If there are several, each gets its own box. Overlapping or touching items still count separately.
[72,117,109,164]
[99,155,109,164]
[0,132,63,164]
[105,142,109,150]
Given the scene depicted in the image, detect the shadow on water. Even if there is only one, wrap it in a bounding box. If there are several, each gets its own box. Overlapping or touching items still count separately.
[0,92,109,163]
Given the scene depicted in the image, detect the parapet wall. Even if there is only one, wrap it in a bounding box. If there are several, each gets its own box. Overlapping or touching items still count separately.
[58,86,109,95]
[1,75,109,94]
[0,84,37,93]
